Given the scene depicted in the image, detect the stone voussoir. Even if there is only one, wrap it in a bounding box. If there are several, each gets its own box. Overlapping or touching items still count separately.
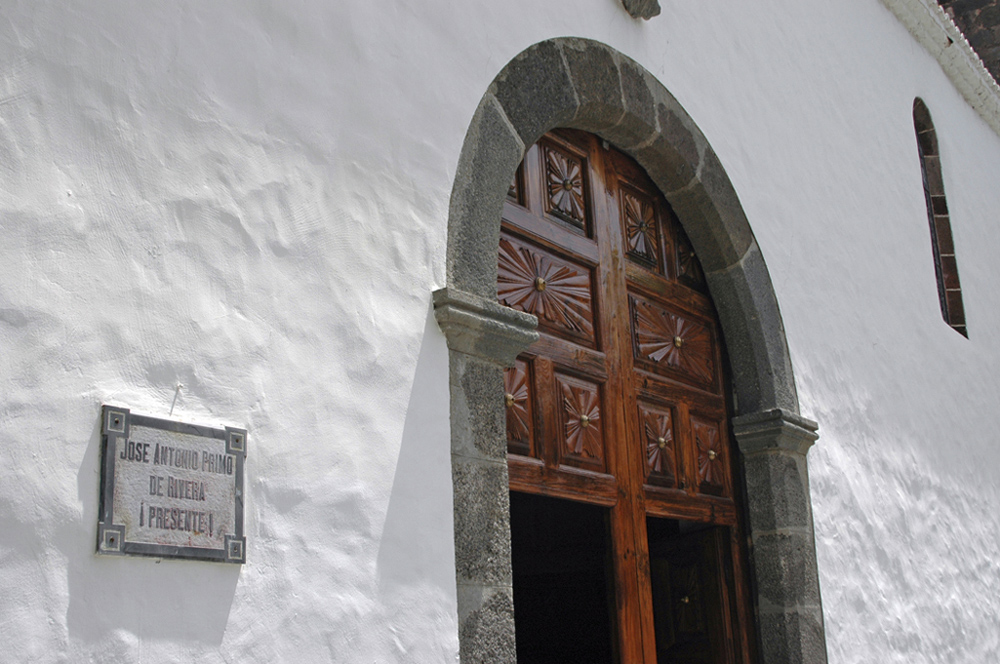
[600,53,659,150]
[561,39,626,134]
[491,40,579,147]
[705,245,800,414]
[448,96,525,298]
[650,84,707,169]
[664,147,753,273]
[633,112,699,198]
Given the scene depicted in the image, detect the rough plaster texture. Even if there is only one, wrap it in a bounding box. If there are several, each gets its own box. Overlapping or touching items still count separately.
[1,1,1000,662]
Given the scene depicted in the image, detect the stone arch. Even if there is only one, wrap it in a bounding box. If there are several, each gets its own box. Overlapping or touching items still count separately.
[434,38,827,664]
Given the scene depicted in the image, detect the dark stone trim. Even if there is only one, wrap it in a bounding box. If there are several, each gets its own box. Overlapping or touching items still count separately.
[440,38,827,664]
[705,242,798,414]
[434,288,536,662]
[733,408,819,455]
[621,0,661,20]
[733,409,827,664]
[433,287,538,368]
[457,585,517,664]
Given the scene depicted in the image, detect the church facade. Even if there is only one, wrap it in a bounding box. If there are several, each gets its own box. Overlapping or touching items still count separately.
[1,1,999,662]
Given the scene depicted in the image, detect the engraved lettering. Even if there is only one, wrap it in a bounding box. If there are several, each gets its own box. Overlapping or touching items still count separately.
[148,475,164,496]
[120,440,150,463]
[166,476,206,501]
[202,452,234,475]
[143,505,214,535]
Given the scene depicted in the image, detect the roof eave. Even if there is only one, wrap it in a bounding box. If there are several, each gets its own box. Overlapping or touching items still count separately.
[881,0,1000,137]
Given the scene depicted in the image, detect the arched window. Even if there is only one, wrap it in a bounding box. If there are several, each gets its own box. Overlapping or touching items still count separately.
[913,98,967,337]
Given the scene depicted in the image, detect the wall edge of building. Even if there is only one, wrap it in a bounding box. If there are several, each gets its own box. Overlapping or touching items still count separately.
[881,0,1000,136]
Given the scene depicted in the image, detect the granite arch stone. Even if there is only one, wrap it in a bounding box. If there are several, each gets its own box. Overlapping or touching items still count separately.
[437,37,827,664]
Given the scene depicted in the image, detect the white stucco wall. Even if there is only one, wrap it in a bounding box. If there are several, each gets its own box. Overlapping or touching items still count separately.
[1,0,999,662]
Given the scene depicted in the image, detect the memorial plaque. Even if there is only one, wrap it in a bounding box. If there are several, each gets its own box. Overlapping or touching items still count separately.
[96,405,246,563]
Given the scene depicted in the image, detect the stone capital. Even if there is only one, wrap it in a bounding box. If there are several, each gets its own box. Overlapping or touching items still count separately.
[433,287,538,367]
[733,408,819,456]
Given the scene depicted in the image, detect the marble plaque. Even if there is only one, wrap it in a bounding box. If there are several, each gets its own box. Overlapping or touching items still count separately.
[97,405,246,563]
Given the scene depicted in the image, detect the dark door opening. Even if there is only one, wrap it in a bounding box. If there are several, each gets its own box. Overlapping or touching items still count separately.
[647,518,735,664]
[510,491,616,664]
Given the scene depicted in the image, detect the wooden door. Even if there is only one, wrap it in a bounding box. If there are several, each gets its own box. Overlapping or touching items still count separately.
[499,130,754,664]
[648,524,735,664]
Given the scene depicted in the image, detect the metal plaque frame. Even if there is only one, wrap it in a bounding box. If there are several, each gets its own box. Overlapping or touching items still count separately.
[96,405,247,563]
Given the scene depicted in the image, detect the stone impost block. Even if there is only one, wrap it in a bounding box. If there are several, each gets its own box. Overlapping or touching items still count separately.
[732,408,818,456]
[434,287,538,368]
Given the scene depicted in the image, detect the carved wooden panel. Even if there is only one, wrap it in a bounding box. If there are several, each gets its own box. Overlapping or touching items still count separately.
[498,234,596,345]
[649,557,676,651]
[672,562,706,636]
[692,416,727,497]
[649,527,730,664]
[556,373,605,471]
[505,359,534,457]
[630,295,716,389]
[508,164,523,206]
[543,142,588,231]
[639,403,677,488]
[675,224,706,289]
[621,186,660,269]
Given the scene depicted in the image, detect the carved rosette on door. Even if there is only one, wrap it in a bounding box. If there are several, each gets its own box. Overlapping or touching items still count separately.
[498,130,754,664]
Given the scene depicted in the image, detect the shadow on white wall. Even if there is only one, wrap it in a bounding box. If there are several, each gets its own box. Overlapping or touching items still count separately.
[65,408,240,649]
[375,300,458,656]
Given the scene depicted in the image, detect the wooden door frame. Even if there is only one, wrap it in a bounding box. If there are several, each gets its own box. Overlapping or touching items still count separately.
[434,38,827,664]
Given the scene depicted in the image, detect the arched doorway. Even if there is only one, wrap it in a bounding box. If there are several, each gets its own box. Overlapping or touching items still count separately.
[434,38,827,664]
[500,129,754,663]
